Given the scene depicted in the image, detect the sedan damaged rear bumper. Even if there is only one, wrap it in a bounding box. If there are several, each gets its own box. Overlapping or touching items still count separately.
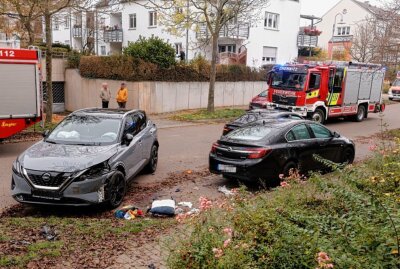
[209,154,278,182]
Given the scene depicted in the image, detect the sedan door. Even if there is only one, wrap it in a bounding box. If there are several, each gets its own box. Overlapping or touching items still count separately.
[285,123,317,172]
[308,123,342,164]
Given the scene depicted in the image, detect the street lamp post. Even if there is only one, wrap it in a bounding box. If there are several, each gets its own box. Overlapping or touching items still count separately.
[331,13,344,61]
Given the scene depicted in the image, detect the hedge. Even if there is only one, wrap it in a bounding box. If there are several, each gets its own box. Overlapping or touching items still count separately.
[78,55,265,82]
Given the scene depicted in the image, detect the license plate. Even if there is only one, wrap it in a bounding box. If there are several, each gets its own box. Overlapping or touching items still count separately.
[217,164,237,173]
[32,190,62,200]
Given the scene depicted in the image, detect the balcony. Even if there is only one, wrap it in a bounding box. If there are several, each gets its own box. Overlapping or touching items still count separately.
[197,23,250,40]
[297,27,321,48]
[73,26,82,38]
[218,50,247,65]
[103,29,123,43]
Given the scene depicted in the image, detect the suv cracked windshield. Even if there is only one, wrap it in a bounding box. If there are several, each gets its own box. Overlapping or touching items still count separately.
[47,115,122,146]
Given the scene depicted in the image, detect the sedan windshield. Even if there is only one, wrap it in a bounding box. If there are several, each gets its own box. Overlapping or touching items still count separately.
[47,115,121,145]
[271,71,306,91]
[226,126,273,141]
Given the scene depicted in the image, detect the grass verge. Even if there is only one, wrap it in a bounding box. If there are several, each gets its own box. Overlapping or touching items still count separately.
[172,108,246,121]
[0,212,173,268]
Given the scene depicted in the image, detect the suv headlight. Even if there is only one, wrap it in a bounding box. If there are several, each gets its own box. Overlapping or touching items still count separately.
[12,159,23,177]
[74,161,111,182]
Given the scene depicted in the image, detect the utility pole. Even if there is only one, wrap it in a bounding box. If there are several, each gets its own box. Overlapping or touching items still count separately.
[185,0,189,62]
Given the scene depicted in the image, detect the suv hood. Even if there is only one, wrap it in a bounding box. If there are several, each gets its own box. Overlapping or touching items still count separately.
[19,141,119,172]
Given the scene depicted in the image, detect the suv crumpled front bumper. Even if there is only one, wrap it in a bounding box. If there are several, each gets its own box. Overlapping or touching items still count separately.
[11,171,113,206]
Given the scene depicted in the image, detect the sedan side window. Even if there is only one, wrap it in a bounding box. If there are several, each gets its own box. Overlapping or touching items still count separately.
[290,115,303,120]
[289,124,311,140]
[286,130,295,142]
[309,124,332,139]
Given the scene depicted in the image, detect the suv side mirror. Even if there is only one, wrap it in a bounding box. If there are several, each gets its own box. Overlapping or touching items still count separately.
[333,132,340,138]
[42,130,50,138]
[390,82,392,87]
[124,133,134,145]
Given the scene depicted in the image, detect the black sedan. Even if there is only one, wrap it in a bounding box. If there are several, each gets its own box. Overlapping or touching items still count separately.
[210,119,355,186]
[222,109,303,135]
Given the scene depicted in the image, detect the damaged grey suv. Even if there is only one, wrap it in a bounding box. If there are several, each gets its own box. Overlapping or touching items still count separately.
[11,108,159,208]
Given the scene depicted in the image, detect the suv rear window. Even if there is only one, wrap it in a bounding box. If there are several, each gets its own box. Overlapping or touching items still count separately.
[226,126,273,141]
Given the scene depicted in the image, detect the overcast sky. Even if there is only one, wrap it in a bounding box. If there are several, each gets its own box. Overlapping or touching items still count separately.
[300,0,382,17]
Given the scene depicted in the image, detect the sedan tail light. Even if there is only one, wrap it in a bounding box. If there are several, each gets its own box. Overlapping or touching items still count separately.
[211,142,219,153]
[222,126,232,135]
[247,148,271,159]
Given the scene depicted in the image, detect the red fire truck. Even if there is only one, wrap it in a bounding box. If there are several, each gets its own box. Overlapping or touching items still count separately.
[264,62,385,123]
[0,48,42,139]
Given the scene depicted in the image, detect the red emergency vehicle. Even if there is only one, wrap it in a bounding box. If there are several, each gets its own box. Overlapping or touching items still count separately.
[263,61,385,123]
[0,48,42,139]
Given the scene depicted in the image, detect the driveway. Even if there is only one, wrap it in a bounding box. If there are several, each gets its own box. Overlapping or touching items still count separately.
[1,103,400,210]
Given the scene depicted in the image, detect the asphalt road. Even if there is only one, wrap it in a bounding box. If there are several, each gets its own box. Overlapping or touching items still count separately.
[1,103,400,210]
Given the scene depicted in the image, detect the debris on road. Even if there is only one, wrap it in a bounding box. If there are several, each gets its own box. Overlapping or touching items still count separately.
[115,205,144,219]
[177,202,193,209]
[218,185,235,196]
[149,199,176,216]
[40,225,58,241]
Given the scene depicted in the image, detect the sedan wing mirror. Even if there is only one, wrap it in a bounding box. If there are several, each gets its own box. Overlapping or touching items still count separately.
[124,133,134,145]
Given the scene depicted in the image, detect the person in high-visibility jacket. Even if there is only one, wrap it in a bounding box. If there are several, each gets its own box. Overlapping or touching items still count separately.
[116,82,128,109]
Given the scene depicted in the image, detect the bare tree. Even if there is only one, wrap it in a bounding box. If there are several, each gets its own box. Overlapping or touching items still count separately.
[36,0,92,123]
[139,0,266,112]
[350,20,379,62]
[0,1,42,45]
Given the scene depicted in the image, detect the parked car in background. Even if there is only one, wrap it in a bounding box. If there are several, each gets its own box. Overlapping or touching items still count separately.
[388,79,400,100]
[210,119,354,186]
[11,108,159,208]
[249,90,268,109]
[222,109,303,135]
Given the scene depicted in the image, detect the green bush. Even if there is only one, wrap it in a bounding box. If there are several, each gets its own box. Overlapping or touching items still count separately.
[67,51,81,69]
[78,55,264,82]
[167,139,400,268]
[123,36,176,69]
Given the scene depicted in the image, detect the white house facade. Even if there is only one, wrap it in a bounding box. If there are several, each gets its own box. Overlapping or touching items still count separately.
[316,0,377,57]
[51,0,301,68]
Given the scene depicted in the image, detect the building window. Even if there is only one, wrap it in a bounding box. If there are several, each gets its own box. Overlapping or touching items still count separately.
[219,44,236,53]
[53,18,59,30]
[149,11,157,27]
[101,46,106,56]
[129,14,137,29]
[175,43,182,55]
[337,26,350,36]
[264,12,279,30]
[100,17,105,29]
[64,15,69,29]
[262,46,277,64]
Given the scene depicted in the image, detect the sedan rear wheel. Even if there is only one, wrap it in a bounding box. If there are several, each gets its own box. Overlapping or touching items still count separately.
[106,171,126,208]
[282,161,299,178]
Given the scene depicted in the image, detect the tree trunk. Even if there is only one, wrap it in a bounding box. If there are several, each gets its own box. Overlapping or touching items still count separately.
[207,33,218,113]
[44,11,53,124]
[26,23,35,45]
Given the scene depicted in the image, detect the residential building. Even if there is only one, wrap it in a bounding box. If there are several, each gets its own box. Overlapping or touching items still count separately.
[316,0,382,60]
[51,0,301,68]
